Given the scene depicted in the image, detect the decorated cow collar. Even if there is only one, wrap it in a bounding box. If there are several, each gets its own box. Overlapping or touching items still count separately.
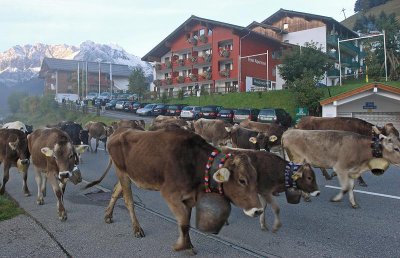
[204,149,234,194]
[284,162,301,190]
[371,131,383,158]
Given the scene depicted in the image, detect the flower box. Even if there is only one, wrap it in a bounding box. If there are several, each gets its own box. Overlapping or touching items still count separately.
[199,35,208,43]
[204,54,212,62]
[219,70,230,77]
[190,56,198,63]
[177,59,185,67]
[164,60,172,68]
[187,36,198,45]
[189,74,198,82]
[153,79,162,86]
[176,75,185,83]
[219,48,230,58]
[203,71,212,80]
[165,78,173,85]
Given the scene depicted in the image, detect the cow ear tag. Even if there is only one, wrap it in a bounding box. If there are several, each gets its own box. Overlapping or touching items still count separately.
[291,172,302,181]
[269,135,278,142]
[213,168,230,183]
[249,137,257,144]
[76,145,89,154]
[41,147,54,157]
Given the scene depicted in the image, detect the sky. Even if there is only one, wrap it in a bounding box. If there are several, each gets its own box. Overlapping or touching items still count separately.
[1,0,356,57]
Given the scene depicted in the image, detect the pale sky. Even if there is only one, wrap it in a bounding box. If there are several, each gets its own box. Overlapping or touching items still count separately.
[1,0,356,57]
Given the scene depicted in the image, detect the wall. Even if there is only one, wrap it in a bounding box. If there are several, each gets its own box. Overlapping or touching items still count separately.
[282,26,327,50]
[338,94,400,113]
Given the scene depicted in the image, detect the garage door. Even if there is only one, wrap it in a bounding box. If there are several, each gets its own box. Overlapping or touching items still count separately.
[352,112,400,130]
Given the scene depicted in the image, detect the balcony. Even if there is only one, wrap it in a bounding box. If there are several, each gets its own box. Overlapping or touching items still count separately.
[187,36,198,46]
[219,69,230,78]
[199,35,208,44]
[327,69,340,77]
[327,35,359,56]
[219,48,231,58]
[200,71,212,80]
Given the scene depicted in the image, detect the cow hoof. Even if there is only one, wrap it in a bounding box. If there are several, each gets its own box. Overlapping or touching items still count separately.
[104,217,113,224]
[330,197,341,203]
[303,197,312,202]
[272,223,282,233]
[134,227,145,238]
[24,192,31,197]
[173,243,194,252]
[59,213,67,221]
[260,225,269,231]
[352,204,360,209]
[358,182,368,187]
[186,248,197,256]
[37,199,44,205]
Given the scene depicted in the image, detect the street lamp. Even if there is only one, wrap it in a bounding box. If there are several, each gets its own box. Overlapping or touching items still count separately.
[338,31,387,86]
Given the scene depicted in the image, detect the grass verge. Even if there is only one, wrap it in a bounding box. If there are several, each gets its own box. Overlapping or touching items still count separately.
[0,194,24,221]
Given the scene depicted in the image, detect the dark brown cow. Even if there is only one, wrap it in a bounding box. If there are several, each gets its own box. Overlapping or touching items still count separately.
[0,129,30,196]
[28,128,88,220]
[86,127,262,253]
[193,118,232,146]
[230,125,278,151]
[222,147,319,232]
[84,121,113,152]
[239,119,285,149]
[149,115,193,131]
[282,129,400,208]
[296,116,400,186]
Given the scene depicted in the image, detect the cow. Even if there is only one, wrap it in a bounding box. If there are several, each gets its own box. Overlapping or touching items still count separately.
[296,116,400,186]
[85,127,263,253]
[0,129,30,196]
[114,119,146,130]
[193,118,232,146]
[84,121,114,153]
[149,116,193,131]
[221,147,319,232]
[230,125,278,151]
[58,122,89,145]
[282,129,400,208]
[28,128,88,220]
[2,121,28,133]
[239,119,285,151]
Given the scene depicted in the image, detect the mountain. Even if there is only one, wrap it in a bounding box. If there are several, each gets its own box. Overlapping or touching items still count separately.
[0,41,153,87]
[341,0,400,30]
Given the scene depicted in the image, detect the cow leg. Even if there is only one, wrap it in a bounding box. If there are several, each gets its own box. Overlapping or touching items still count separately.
[0,163,11,195]
[258,194,268,231]
[348,178,359,209]
[21,168,30,196]
[264,193,282,232]
[105,182,123,224]
[161,191,195,253]
[330,171,352,205]
[117,172,145,238]
[88,136,94,152]
[321,168,333,180]
[47,173,67,221]
[95,139,99,153]
[357,176,367,187]
[34,170,45,205]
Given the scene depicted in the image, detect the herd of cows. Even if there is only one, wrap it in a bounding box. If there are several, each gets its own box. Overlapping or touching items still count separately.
[1,116,400,254]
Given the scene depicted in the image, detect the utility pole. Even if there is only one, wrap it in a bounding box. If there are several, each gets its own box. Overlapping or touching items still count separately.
[342,8,346,19]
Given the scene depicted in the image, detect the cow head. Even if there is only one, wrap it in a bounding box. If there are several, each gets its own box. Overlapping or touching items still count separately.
[216,153,262,217]
[380,133,400,165]
[9,136,30,166]
[248,133,278,151]
[41,143,88,184]
[291,163,320,197]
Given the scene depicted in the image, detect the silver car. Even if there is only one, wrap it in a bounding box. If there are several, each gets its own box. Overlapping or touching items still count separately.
[180,106,201,120]
[137,104,158,116]
[115,100,126,110]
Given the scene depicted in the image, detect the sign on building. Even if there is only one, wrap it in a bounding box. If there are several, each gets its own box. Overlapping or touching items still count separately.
[245,77,271,92]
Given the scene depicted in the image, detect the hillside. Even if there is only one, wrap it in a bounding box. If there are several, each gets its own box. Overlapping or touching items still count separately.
[341,0,400,30]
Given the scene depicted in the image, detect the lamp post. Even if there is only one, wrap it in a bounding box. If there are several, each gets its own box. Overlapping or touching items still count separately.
[98,61,101,95]
[338,31,387,86]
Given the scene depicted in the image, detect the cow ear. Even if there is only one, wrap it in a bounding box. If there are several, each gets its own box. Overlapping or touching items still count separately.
[249,137,257,144]
[269,135,278,142]
[379,134,387,141]
[75,145,89,154]
[292,171,303,181]
[225,127,231,133]
[213,168,231,183]
[372,126,382,135]
[8,140,18,150]
[41,147,54,157]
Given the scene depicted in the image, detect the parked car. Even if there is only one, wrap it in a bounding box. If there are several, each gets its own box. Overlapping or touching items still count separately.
[180,106,201,120]
[153,104,169,116]
[257,108,292,128]
[115,100,126,111]
[199,105,223,119]
[217,108,235,124]
[105,99,118,110]
[137,103,158,116]
[94,98,110,107]
[123,101,136,112]
[129,102,148,113]
[86,92,98,100]
[233,108,260,123]
[165,104,187,116]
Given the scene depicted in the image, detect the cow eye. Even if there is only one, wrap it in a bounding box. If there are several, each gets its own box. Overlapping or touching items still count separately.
[394,147,400,152]
[238,178,247,186]
[69,154,74,159]
[307,176,312,180]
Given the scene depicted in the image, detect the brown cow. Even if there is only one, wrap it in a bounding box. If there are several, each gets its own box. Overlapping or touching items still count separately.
[282,129,400,208]
[296,116,400,186]
[86,127,262,253]
[84,121,113,152]
[239,119,285,150]
[193,118,232,146]
[0,129,30,196]
[28,128,88,220]
[230,125,278,151]
[114,119,145,130]
[221,147,319,232]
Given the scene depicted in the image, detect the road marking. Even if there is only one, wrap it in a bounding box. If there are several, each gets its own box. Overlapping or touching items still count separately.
[325,185,400,200]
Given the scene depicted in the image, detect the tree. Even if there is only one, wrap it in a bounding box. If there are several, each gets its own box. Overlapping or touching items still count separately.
[278,41,333,84]
[7,91,28,114]
[128,67,148,100]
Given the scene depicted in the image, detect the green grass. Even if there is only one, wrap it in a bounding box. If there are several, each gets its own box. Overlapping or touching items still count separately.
[0,194,24,221]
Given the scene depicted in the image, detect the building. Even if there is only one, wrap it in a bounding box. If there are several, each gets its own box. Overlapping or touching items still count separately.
[142,15,287,97]
[39,58,132,101]
[321,83,400,129]
[253,9,362,86]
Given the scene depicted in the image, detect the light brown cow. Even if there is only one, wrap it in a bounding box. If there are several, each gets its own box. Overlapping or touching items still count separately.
[28,128,88,220]
[282,129,400,208]
[193,118,232,146]
[114,119,145,130]
[0,129,30,196]
[149,115,193,131]
[84,121,113,152]
[222,147,319,232]
[86,127,262,253]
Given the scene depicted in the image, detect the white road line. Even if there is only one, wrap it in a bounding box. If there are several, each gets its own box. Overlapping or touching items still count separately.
[325,185,400,200]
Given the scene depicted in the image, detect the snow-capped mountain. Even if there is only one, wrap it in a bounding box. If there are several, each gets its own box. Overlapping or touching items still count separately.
[0,41,152,86]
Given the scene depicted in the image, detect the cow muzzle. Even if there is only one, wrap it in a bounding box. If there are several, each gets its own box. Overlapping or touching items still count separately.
[58,166,82,185]
[310,190,321,197]
[17,159,30,173]
[243,208,263,217]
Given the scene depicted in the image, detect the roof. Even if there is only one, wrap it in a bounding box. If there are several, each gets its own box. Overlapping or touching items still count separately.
[40,58,132,77]
[261,9,358,38]
[320,83,400,106]
[246,21,288,34]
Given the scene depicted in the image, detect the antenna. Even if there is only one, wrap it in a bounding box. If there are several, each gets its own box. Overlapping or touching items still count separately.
[341,8,347,19]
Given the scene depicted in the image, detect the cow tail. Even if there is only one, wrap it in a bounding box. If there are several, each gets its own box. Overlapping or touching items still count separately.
[280,136,288,161]
[84,158,113,189]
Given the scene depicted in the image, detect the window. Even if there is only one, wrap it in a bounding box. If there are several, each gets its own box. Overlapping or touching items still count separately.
[193,31,198,39]
[164,57,170,62]
[283,23,288,30]
[224,63,232,70]
[199,29,205,36]
[272,66,276,77]
[182,53,188,60]
[208,29,212,36]
[164,73,169,79]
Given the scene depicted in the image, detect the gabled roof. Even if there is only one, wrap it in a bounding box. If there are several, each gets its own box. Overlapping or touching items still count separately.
[262,9,358,38]
[142,15,246,62]
[39,58,132,77]
[320,83,400,106]
[247,21,288,34]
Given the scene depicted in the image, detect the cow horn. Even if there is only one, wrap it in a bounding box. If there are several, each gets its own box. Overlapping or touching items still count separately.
[372,126,381,135]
